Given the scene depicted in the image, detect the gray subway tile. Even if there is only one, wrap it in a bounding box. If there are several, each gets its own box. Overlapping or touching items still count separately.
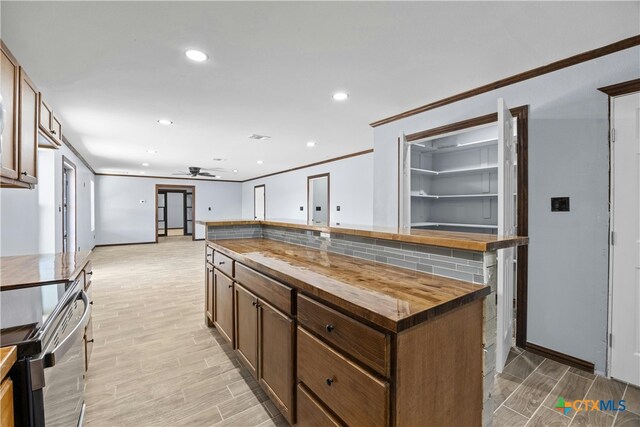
[388,258,418,270]
[433,267,474,282]
[417,264,433,273]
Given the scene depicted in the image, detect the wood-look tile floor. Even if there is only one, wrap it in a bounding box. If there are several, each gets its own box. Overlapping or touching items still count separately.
[494,347,640,426]
[85,238,639,427]
[84,237,286,427]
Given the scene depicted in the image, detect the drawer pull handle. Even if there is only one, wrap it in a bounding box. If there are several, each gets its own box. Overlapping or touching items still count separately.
[218,261,226,265]
[207,253,212,257]
[21,171,28,176]
[325,378,334,386]
[86,339,94,343]
[252,301,257,306]
[325,324,335,333]
[228,284,233,289]
[87,271,93,276]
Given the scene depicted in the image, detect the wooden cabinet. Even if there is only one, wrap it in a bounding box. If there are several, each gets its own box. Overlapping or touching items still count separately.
[298,327,389,427]
[296,384,343,427]
[213,251,234,278]
[258,299,295,424]
[205,264,214,326]
[213,269,234,345]
[1,42,19,181]
[234,284,258,378]
[0,377,13,427]
[38,94,62,148]
[0,43,38,189]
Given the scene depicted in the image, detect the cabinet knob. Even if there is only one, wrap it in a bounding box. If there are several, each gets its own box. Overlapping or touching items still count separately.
[207,253,212,257]
[325,324,335,333]
[87,271,93,276]
[50,129,56,135]
[21,171,27,176]
[218,261,225,265]
[89,301,94,305]
[228,284,233,289]
[325,378,334,386]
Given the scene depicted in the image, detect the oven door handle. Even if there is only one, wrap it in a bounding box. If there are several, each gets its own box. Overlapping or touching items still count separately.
[43,290,90,368]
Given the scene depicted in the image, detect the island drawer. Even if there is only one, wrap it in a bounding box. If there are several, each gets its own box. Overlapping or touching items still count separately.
[297,327,389,427]
[296,383,344,427]
[235,263,293,315]
[297,294,390,376]
[213,251,234,278]
[205,245,214,263]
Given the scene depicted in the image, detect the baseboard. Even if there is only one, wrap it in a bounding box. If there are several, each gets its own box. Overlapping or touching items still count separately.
[94,241,157,248]
[525,342,594,373]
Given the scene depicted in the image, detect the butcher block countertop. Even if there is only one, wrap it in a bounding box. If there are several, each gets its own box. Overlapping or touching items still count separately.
[0,251,91,291]
[208,238,490,332]
[0,346,16,380]
[198,219,528,252]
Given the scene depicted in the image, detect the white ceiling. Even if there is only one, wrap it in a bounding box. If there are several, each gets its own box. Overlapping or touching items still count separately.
[2,1,638,181]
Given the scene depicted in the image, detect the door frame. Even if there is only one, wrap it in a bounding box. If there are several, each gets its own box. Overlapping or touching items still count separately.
[598,78,640,377]
[400,105,530,347]
[155,184,196,242]
[61,156,77,253]
[254,184,266,220]
[306,173,330,226]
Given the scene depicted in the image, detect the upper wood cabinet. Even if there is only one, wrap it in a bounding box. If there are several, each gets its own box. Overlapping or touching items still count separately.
[38,94,62,148]
[1,42,19,181]
[0,42,39,188]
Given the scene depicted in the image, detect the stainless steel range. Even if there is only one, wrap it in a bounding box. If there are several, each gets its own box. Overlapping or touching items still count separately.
[1,276,90,426]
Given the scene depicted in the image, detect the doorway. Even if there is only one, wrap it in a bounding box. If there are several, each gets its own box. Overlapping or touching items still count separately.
[307,173,330,226]
[155,185,195,241]
[605,85,640,386]
[62,156,77,253]
[254,185,265,220]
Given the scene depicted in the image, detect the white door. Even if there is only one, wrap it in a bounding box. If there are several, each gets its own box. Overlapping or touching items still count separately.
[398,133,411,230]
[610,92,640,387]
[496,98,517,373]
[254,186,265,220]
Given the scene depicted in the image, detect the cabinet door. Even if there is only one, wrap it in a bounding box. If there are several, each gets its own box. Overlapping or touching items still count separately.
[205,264,214,325]
[1,43,19,179]
[84,317,93,372]
[0,377,14,427]
[213,270,234,345]
[51,115,62,145]
[18,68,38,184]
[234,284,258,378]
[259,299,295,424]
[39,96,52,134]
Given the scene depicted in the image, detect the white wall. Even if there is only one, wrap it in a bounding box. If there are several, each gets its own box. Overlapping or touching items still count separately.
[96,176,242,244]
[241,152,373,226]
[166,192,184,228]
[372,46,640,372]
[0,142,96,256]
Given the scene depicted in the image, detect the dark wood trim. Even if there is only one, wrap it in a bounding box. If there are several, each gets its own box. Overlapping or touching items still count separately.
[598,78,640,97]
[62,156,78,253]
[401,105,530,347]
[254,184,266,220]
[95,241,157,248]
[244,149,373,183]
[371,35,640,127]
[307,173,330,226]
[155,184,196,242]
[61,135,96,174]
[525,342,594,374]
[97,173,237,183]
[397,138,401,229]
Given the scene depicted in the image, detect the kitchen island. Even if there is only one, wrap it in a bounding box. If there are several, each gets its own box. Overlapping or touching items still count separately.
[201,220,527,426]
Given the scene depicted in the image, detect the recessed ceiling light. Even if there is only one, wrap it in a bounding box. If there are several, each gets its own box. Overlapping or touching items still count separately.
[332,92,349,101]
[157,119,173,125]
[139,171,145,174]
[257,160,264,164]
[141,163,149,167]
[185,49,208,62]
[146,149,158,154]
[306,141,317,148]
[248,134,271,141]
[212,158,227,162]
[232,169,238,173]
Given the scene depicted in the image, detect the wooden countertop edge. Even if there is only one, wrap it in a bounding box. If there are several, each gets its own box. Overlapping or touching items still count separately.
[0,346,17,380]
[0,252,92,292]
[208,240,491,333]
[199,220,528,251]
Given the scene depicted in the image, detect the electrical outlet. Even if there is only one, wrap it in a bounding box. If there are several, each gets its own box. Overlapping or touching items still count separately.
[336,206,341,211]
[551,197,570,212]
[208,207,212,211]
[299,206,303,211]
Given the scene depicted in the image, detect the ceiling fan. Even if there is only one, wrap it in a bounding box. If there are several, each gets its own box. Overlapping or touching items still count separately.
[172,166,224,178]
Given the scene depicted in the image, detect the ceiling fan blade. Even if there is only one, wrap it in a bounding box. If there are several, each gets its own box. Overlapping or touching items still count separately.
[172,172,191,175]
[198,172,215,176]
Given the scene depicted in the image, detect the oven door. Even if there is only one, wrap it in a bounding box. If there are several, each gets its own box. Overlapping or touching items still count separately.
[31,290,90,427]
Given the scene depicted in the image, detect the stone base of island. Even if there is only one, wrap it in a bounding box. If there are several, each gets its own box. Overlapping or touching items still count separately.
[200,220,527,426]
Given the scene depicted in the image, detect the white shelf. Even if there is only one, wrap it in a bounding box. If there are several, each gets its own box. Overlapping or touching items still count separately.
[411,164,498,177]
[412,137,498,154]
[410,167,438,175]
[411,222,498,229]
[411,193,497,199]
